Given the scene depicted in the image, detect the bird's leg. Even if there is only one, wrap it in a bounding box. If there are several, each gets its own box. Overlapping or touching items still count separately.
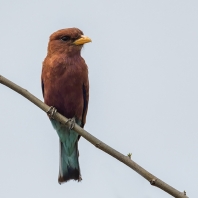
[65,117,76,129]
[46,106,57,119]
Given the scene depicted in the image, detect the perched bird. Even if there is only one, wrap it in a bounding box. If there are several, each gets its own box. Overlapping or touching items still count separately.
[41,28,91,184]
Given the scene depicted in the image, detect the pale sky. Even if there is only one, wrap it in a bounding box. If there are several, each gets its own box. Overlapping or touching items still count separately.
[0,1,197,197]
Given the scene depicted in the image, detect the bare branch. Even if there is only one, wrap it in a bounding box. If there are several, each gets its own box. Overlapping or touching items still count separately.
[0,75,188,198]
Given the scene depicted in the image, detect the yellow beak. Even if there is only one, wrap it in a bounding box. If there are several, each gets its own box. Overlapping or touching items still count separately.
[73,35,92,45]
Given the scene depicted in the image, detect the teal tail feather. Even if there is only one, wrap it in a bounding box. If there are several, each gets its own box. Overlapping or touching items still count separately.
[50,119,81,184]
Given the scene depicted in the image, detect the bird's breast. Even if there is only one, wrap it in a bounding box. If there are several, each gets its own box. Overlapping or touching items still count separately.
[42,57,87,119]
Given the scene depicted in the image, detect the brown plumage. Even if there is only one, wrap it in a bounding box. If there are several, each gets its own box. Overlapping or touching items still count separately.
[41,28,91,183]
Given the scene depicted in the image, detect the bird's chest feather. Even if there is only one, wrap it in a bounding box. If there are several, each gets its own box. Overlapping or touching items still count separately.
[45,55,84,77]
[42,56,87,117]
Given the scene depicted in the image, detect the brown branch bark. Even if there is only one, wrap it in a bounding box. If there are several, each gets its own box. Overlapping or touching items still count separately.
[0,75,188,198]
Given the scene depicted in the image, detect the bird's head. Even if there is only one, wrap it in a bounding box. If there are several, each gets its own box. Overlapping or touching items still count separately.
[47,28,91,56]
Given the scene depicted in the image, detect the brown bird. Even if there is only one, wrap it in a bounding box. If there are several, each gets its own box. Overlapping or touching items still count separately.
[41,28,91,184]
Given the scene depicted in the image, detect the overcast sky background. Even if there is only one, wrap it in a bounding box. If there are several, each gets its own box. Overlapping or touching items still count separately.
[0,1,197,197]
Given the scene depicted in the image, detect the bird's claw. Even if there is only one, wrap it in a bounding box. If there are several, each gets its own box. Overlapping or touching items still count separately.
[46,106,57,119]
[66,117,76,129]
[78,175,82,182]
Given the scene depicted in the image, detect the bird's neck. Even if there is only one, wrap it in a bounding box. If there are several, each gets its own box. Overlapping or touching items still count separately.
[64,54,83,65]
[47,52,83,66]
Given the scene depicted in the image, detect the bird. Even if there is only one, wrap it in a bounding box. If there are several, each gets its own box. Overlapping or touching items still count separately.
[41,28,91,184]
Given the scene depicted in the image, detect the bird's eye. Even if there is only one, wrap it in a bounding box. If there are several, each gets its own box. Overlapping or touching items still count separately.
[60,36,70,41]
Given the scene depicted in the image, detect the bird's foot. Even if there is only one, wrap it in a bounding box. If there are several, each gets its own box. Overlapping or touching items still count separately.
[66,117,76,129]
[46,106,57,119]
[78,175,82,182]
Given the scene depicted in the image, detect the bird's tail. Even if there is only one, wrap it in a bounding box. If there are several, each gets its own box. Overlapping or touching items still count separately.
[50,119,81,184]
[58,140,81,184]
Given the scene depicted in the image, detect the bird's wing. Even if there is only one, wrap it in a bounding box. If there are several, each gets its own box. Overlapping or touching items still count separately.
[41,64,45,97]
[81,80,89,128]
[41,79,44,97]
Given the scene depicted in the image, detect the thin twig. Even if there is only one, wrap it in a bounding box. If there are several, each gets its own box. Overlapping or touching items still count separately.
[0,75,188,198]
